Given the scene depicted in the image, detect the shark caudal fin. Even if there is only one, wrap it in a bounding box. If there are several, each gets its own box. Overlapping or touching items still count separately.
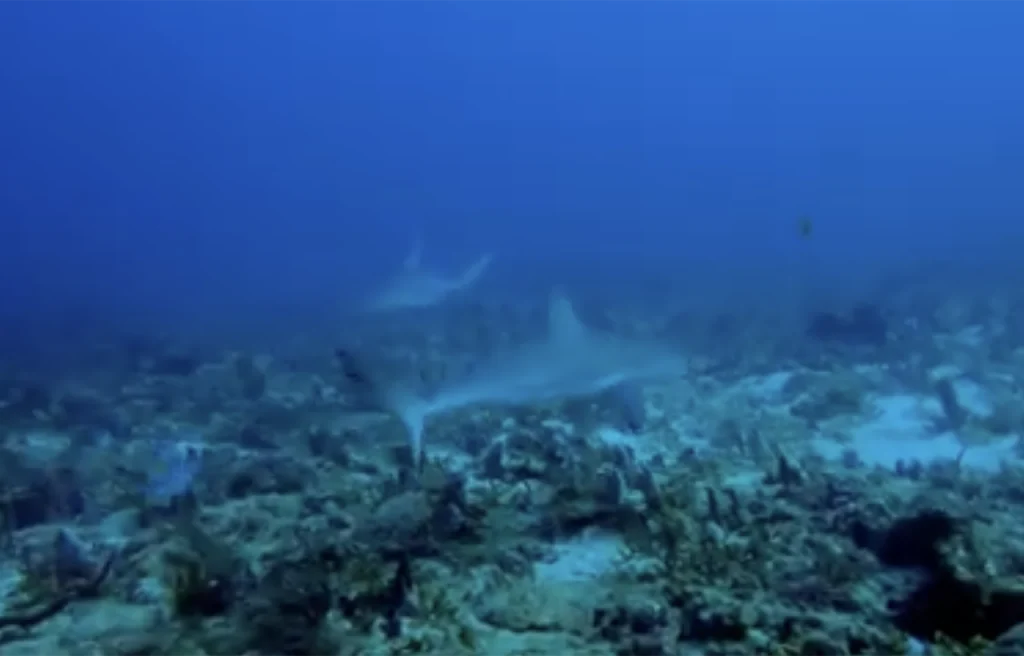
[387,387,429,469]
[336,347,429,466]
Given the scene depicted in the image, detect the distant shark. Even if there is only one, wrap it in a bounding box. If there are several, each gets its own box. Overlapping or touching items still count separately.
[338,290,688,462]
[365,241,493,312]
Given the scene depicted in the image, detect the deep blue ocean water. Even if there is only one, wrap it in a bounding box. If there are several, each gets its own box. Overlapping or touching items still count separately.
[1,1,1022,356]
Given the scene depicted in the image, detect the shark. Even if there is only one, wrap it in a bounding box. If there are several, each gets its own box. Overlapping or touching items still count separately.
[365,241,493,312]
[337,290,688,463]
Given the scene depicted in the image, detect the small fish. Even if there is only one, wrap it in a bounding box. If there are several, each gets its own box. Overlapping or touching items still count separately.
[797,216,814,239]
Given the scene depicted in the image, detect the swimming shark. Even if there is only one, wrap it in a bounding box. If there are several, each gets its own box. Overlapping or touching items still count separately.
[338,290,688,462]
[365,241,493,312]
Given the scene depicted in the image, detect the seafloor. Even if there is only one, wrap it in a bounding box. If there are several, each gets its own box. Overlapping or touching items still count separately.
[2,299,1024,656]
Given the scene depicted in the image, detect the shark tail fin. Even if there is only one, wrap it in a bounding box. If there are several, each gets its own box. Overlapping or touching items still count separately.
[456,254,493,290]
[380,383,435,469]
[393,397,427,468]
[336,348,428,466]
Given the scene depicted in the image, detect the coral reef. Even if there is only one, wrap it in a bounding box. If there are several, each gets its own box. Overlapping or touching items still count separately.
[3,295,1024,656]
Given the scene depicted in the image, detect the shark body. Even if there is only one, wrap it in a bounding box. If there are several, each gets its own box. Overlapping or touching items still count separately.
[366,242,493,312]
[340,291,688,461]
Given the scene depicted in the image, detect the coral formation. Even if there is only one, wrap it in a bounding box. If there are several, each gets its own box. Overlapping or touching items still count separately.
[3,295,1024,656]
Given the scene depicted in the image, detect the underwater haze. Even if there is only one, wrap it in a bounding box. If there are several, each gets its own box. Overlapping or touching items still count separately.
[7,4,1024,655]
[2,1,1022,349]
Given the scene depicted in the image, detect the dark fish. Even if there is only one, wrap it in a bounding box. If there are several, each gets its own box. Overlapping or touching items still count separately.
[797,216,814,239]
[610,382,647,433]
[806,303,888,346]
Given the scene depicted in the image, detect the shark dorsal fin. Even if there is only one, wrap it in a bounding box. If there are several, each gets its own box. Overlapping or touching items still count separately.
[403,241,423,271]
[549,290,587,344]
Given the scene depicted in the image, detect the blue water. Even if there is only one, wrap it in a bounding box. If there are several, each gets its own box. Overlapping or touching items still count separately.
[3,6,1024,652]
[1,1,1022,350]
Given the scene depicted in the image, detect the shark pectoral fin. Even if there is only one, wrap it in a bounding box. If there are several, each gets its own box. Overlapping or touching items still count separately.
[456,253,493,289]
